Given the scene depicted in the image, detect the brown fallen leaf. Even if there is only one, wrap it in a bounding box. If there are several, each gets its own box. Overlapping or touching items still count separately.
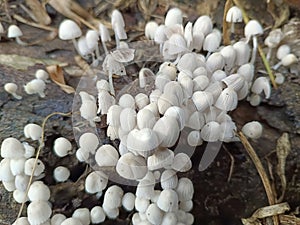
[25,0,51,25]
[46,65,75,94]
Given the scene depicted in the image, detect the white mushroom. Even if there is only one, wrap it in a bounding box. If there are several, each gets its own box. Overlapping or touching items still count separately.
[1,137,25,159]
[119,108,137,132]
[24,123,42,142]
[13,189,29,203]
[165,8,183,27]
[10,157,26,176]
[226,6,243,33]
[176,177,194,201]
[24,158,45,177]
[14,174,30,192]
[85,171,108,194]
[7,24,28,45]
[122,192,136,212]
[78,132,99,154]
[200,121,221,142]
[95,144,119,167]
[28,181,50,201]
[4,83,22,100]
[103,185,124,209]
[145,21,159,40]
[233,41,251,66]
[111,9,127,48]
[53,166,70,182]
[147,148,174,171]
[179,200,193,212]
[214,87,238,111]
[171,153,192,172]
[51,214,67,225]
[12,217,30,225]
[53,137,73,157]
[72,208,90,225]
[135,197,150,213]
[193,15,213,36]
[241,121,263,139]
[192,91,214,112]
[157,189,179,212]
[146,203,164,225]
[0,158,14,182]
[61,218,83,225]
[24,79,46,98]
[251,76,271,99]
[161,212,178,225]
[27,200,52,225]
[35,69,49,82]
[160,169,178,190]
[90,206,105,224]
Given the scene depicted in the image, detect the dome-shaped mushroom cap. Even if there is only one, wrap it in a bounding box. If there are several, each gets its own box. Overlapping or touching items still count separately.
[171,153,192,172]
[85,30,99,50]
[157,189,179,212]
[135,197,150,213]
[24,158,45,176]
[244,20,264,39]
[0,159,15,182]
[165,8,183,27]
[53,137,72,158]
[53,166,70,182]
[136,108,156,129]
[85,171,108,194]
[24,123,42,141]
[193,15,213,36]
[176,177,194,201]
[103,185,124,209]
[58,19,82,40]
[13,189,29,203]
[12,217,30,225]
[179,200,193,212]
[95,144,119,167]
[192,91,214,112]
[51,214,66,225]
[28,181,51,201]
[14,174,30,191]
[8,25,22,38]
[160,169,178,190]
[10,157,26,176]
[27,200,52,225]
[61,218,83,225]
[35,69,49,81]
[226,6,242,23]
[72,208,90,225]
[122,192,136,211]
[127,128,159,157]
[107,104,122,127]
[242,121,263,139]
[116,152,148,180]
[161,212,178,225]
[78,132,99,154]
[119,108,137,132]
[145,21,159,40]
[1,137,25,158]
[136,179,155,200]
[147,148,174,171]
[233,41,251,66]
[90,206,105,224]
[146,203,164,225]
[200,121,221,142]
[251,76,271,99]
[215,87,238,111]
[4,82,18,94]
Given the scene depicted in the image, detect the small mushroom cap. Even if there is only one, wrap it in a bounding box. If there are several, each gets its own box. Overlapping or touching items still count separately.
[161,212,178,225]
[281,53,298,67]
[179,200,193,212]
[102,205,120,219]
[244,20,264,39]
[78,132,99,154]
[157,189,179,212]
[165,8,183,27]
[7,25,23,38]
[251,76,271,99]
[53,166,70,182]
[24,79,46,97]
[145,21,159,40]
[116,152,148,180]
[10,157,26,176]
[28,181,50,201]
[135,93,150,110]
[233,41,251,66]
[215,87,238,111]
[193,15,213,36]
[176,177,194,201]
[85,29,99,50]
[200,121,221,142]
[14,174,30,192]
[103,185,124,209]
[4,82,18,94]
[264,29,283,48]
[226,6,242,23]
[171,153,192,172]
[160,169,178,190]
[53,137,72,157]
[61,218,83,225]
[147,148,174,171]
[72,208,90,225]
[24,158,45,176]
[136,108,156,129]
[119,108,137,132]
[2,180,16,192]
[99,23,111,42]
[51,214,67,225]
[122,192,136,211]
[90,206,106,224]
[107,104,122,127]
[27,200,52,225]
[276,44,290,60]
[35,69,49,81]
[135,197,150,213]
[206,52,225,73]
[95,144,119,167]
[187,130,203,147]
[85,171,108,194]
[241,121,263,139]
[0,158,14,182]
[203,33,221,53]
[192,91,214,112]
[58,19,82,40]
[24,123,42,141]
[1,137,25,158]
[146,203,164,225]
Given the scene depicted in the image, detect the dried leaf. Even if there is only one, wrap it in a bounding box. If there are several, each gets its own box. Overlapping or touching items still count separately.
[46,65,75,94]
[25,0,51,25]
[0,54,61,70]
[276,133,291,202]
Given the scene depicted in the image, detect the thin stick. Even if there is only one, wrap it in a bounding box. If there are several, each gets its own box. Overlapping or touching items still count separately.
[237,131,279,225]
[13,14,57,32]
[16,111,72,219]
[223,0,233,45]
[232,0,277,89]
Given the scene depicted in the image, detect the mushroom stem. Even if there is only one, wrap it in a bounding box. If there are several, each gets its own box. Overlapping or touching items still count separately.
[71,38,81,55]
[102,40,109,55]
[266,48,272,61]
[12,93,22,100]
[95,45,102,61]
[114,32,120,49]
[91,53,99,67]
[15,37,28,46]
[250,36,257,64]
[272,61,282,70]
[230,22,235,33]
[108,70,115,96]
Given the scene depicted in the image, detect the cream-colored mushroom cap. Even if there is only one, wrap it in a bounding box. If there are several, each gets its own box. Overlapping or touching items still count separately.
[90,206,106,224]
[78,132,99,154]
[27,200,52,225]
[58,19,82,40]
[28,181,50,201]
[4,82,22,100]
[14,174,30,192]
[122,192,136,212]
[165,8,183,27]
[241,121,263,139]
[24,79,46,98]
[102,205,120,219]
[13,189,29,203]
[1,137,25,159]
[0,158,14,182]
[215,87,238,111]
[53,166,70,182]
[251,76,271,99]
[95,144,119,167]
[12,217,30,225]
[53,137,72,157]
[157,189,179,212]
[72,208,90,225]
[160,169,178,190]
[146,203,164,225]
[171,153,192,172]
[176,177,194,201]
[24,123,42,141]
[116,152,148,180]
[51,214,66,225]
[35,69,49,81]
[61,218,83,225]
[85,171,108,194]
[226,6,242,23]
[7,24,22,38]
[147,148,174,171]
[24,158,45,176]
[103,185,124,209]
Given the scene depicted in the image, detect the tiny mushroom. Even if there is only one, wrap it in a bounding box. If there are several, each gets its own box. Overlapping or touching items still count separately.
[24,158,45,177]
[145,21,159,40]
[1,137,25,159]
[24,79,46,98]
[85,171,108,194]
[4,83,22,100]
[225,6,243,33]
[111,9,127,48]
[157,189,179,212]
[251,76,271,99]
[241,121,263,139]
[99,23,111,55]
[72,208,90,225]
[95,144,119,167]
[53,137,73,157]
[27,200,52,225]
[35,69,49,82]
[53,166,70,182]
[28,181,50,201]
[24,123,42,142]
[90,206,106,224]
[7,24,28,45]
